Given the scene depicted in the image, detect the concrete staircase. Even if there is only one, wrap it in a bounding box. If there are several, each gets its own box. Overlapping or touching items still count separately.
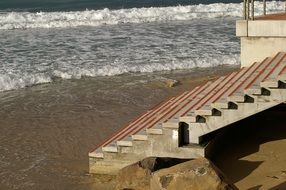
[89,52,286,174]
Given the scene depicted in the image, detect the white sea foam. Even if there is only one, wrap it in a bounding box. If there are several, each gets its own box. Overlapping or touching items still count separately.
[0,54,239,92]
[0,73,52,92]
[0,2,247,92]
[53,54,240,78]
[0,1,284,30]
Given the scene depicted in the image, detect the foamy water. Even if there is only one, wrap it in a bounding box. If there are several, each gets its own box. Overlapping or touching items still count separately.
[0,1,284,92]
[0,1,284,30]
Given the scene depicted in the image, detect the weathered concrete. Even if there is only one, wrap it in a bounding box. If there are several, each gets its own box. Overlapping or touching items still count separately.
[236,20,286,67]
[89,126,205,174]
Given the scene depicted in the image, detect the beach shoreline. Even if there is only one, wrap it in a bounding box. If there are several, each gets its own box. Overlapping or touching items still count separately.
[0,65,237,190]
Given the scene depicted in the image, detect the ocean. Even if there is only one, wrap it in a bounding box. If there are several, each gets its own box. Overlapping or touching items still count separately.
[0,0,242,12]
[0,0,284,92]
[0,1,285,190]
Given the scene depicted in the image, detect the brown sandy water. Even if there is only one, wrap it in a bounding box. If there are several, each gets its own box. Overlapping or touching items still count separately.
[0,66,236,190]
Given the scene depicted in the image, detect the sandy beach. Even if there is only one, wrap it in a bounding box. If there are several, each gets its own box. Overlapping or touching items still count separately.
[211,104,286,189]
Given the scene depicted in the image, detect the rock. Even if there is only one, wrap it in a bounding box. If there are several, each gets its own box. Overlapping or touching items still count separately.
[150,157,237,190]
[115,157,187,190]
[115,157,156,190]
[164,79,179,88]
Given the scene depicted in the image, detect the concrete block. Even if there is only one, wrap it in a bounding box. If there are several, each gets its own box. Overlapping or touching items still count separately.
[244,85,262,95]
[211,100,229,109]
[132,134,148,141]
[102,145,118,153]
[89,156,141,175]
[162,119,179,129]
[146,128,163,135]
[260,79,279,88]
[117,140,133,147]
[89,150,104,158]
[227,93,245,102]
[248,20,286,37]
[236,20,248,37]
[278,74,286,80]
[179,115,197,123]
[195,106,213,116]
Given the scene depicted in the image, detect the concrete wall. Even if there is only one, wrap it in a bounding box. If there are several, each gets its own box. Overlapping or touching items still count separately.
[236,20,286,67]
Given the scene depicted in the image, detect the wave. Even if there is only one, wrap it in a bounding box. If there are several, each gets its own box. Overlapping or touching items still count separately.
[0,73,52,92]
[0,1,284,30]
[0,54,239,92]
[53,54,240,78]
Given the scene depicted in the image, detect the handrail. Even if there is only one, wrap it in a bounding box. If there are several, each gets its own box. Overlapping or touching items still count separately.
[243,0,286,20]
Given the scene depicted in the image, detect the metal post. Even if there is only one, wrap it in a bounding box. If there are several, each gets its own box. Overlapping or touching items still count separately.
[263,0,266,15]
[243,0,247,19]
[246,0,250,20]
[251,0,254,20]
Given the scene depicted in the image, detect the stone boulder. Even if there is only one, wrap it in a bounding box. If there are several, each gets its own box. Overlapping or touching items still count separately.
[115,157,187,190]
[150,157,237,190]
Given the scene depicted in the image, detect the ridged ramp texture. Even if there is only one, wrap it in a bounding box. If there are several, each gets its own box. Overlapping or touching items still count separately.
[89,52,286,174]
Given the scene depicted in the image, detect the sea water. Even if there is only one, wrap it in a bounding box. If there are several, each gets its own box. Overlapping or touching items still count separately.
[0,1,284,92]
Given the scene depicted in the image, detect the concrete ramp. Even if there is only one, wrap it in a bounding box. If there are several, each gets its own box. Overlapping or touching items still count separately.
[89,52,286,174]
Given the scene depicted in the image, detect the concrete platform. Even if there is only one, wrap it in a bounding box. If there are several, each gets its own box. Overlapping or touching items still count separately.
[237,12,286,67]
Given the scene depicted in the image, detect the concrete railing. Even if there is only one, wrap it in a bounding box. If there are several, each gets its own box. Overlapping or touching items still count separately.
[243,0,286,20]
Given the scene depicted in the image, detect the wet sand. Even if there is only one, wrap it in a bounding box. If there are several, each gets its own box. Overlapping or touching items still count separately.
[0,66,236,190]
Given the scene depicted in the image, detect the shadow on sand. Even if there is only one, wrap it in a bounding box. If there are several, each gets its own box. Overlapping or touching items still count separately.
[207,104,286,188]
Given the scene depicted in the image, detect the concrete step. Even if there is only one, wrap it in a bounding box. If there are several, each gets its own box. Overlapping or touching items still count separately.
[131,130,148,141]
[211,99,229,109]
[102,144,118,153]
[194,105,213,116]
[179,112,197,123]
[146,124,163,135]
[260,78,279,88]
[264,87,286,101]
[244,85,262,95]
[89,151,145,175]
[194,105,222,116]
[162,118,180,129]
[89,149,104,159]
[189,98,283,144]
[246,94,270,103]
[178,77,226,117]
[242,57,277,91]
[261,54,286,82]
[278,74,286,80]
[190,71,247,113]
[117,136,133,147]
[227,92,245,102]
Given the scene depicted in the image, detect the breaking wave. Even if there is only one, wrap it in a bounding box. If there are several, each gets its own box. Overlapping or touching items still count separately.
[0,73,52,92]
[0,1,284,30]
[0,54,239,92]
